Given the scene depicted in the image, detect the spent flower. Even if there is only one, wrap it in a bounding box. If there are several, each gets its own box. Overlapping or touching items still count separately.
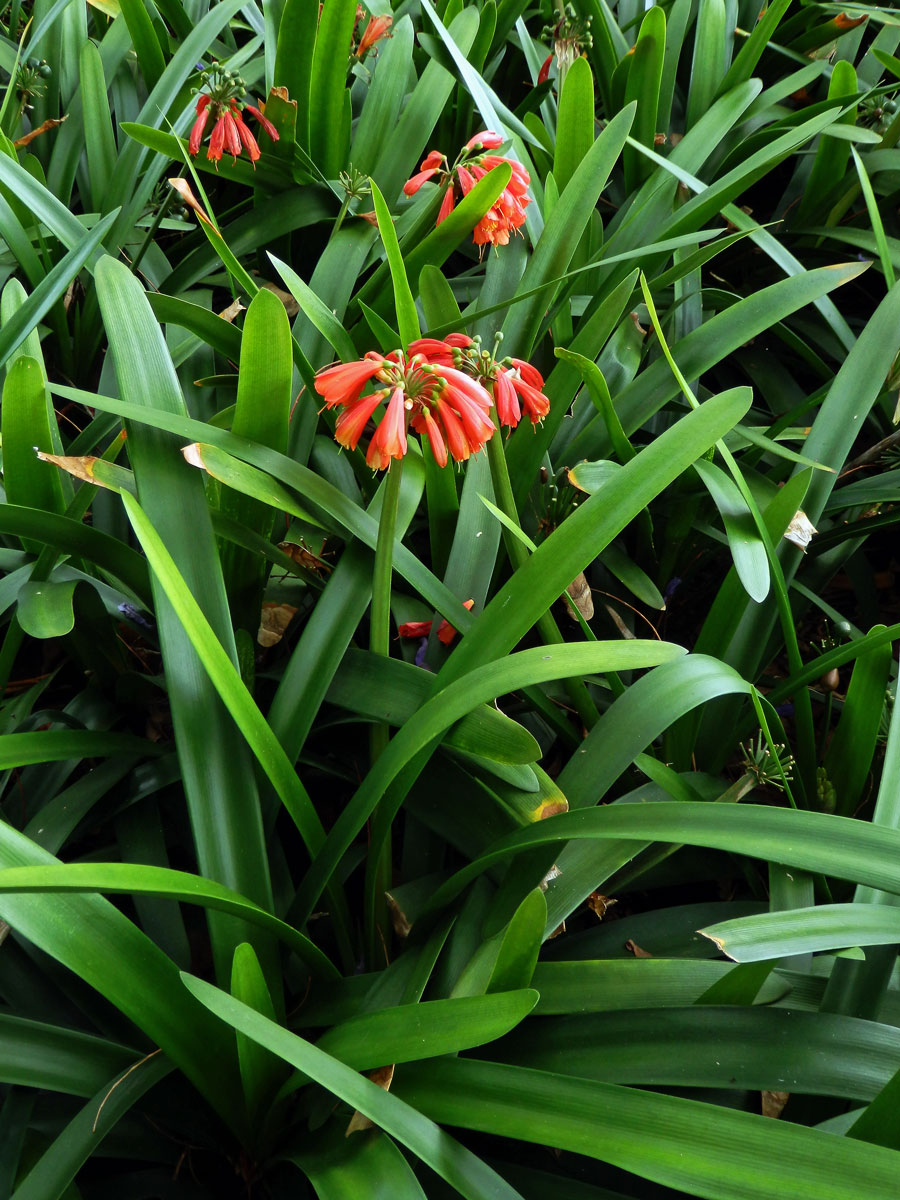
[354,9,392,56]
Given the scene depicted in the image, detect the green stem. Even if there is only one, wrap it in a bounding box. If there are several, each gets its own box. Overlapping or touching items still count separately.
[366,458,404,965]
[486,430,599,731]
[331,193,352,238]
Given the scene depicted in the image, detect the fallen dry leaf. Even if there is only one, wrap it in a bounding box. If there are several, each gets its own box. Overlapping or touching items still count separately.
[783,510,817,552]
[261,281,299,317]
[346,1065,394,1135]
[14,115,68,148]
[761,1090,789,1119]
[586,892,617,921]
[258,602,298,648]
[218,297,245,323]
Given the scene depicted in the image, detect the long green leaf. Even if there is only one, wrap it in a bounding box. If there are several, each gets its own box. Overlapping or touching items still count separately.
[95,256,277,985]
[181,976,526,1200]
[395,1058,900,1199]
[0,863,337,977]
[702,904,900,962]
[0,821,242,1129]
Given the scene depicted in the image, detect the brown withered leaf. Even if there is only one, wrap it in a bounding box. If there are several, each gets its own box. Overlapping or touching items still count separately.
[218,297,245,323]
[586,892,617,921]
[783,509,817,553]
[547,921,566,940]
[260,281,299,317]
[761,1090,789,1119]
[624,938,652,958]
[563,572,594,621]
[257,602,297,648]
[14,115,68,148]
[385,892,411,939]
[346,1065,394,1136]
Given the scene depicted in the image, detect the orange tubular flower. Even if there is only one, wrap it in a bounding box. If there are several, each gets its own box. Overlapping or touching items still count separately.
[356,13,392,56]
[334,390,387,450]
[403,150,446,197]
[365,387,408,470]
[188,66,279,167]
[188,94,211,155]
[402,131,531,250]
[407,333,550,432]
[315,356,385,409]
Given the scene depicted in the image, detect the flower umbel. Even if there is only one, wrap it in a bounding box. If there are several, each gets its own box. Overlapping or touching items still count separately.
[403,131,531,250]
[188,65,279,166]
[314,346,497,470]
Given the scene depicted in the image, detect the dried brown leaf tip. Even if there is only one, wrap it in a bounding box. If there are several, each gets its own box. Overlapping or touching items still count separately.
[217,297,245,323]
[36,451,133,494]
[761,1089,789,1119]
[36,451,101,486]
[257,602,297,648]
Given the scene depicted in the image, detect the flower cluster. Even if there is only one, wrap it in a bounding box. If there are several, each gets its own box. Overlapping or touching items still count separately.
[188,65,278,166]
[403,131,531,249]
[314,335,549,471]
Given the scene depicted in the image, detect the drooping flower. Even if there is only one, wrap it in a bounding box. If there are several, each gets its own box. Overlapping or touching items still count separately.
[315,355,385,409]
[402,131,531,250]
[187,65,279,167]
[314,346,496,470]
[355,12,392,56]
[403,150,446,197]
[365,386,408,470]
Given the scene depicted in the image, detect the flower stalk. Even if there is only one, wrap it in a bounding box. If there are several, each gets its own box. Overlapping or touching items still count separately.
[367,458,404,965]
[486,429,599,731]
